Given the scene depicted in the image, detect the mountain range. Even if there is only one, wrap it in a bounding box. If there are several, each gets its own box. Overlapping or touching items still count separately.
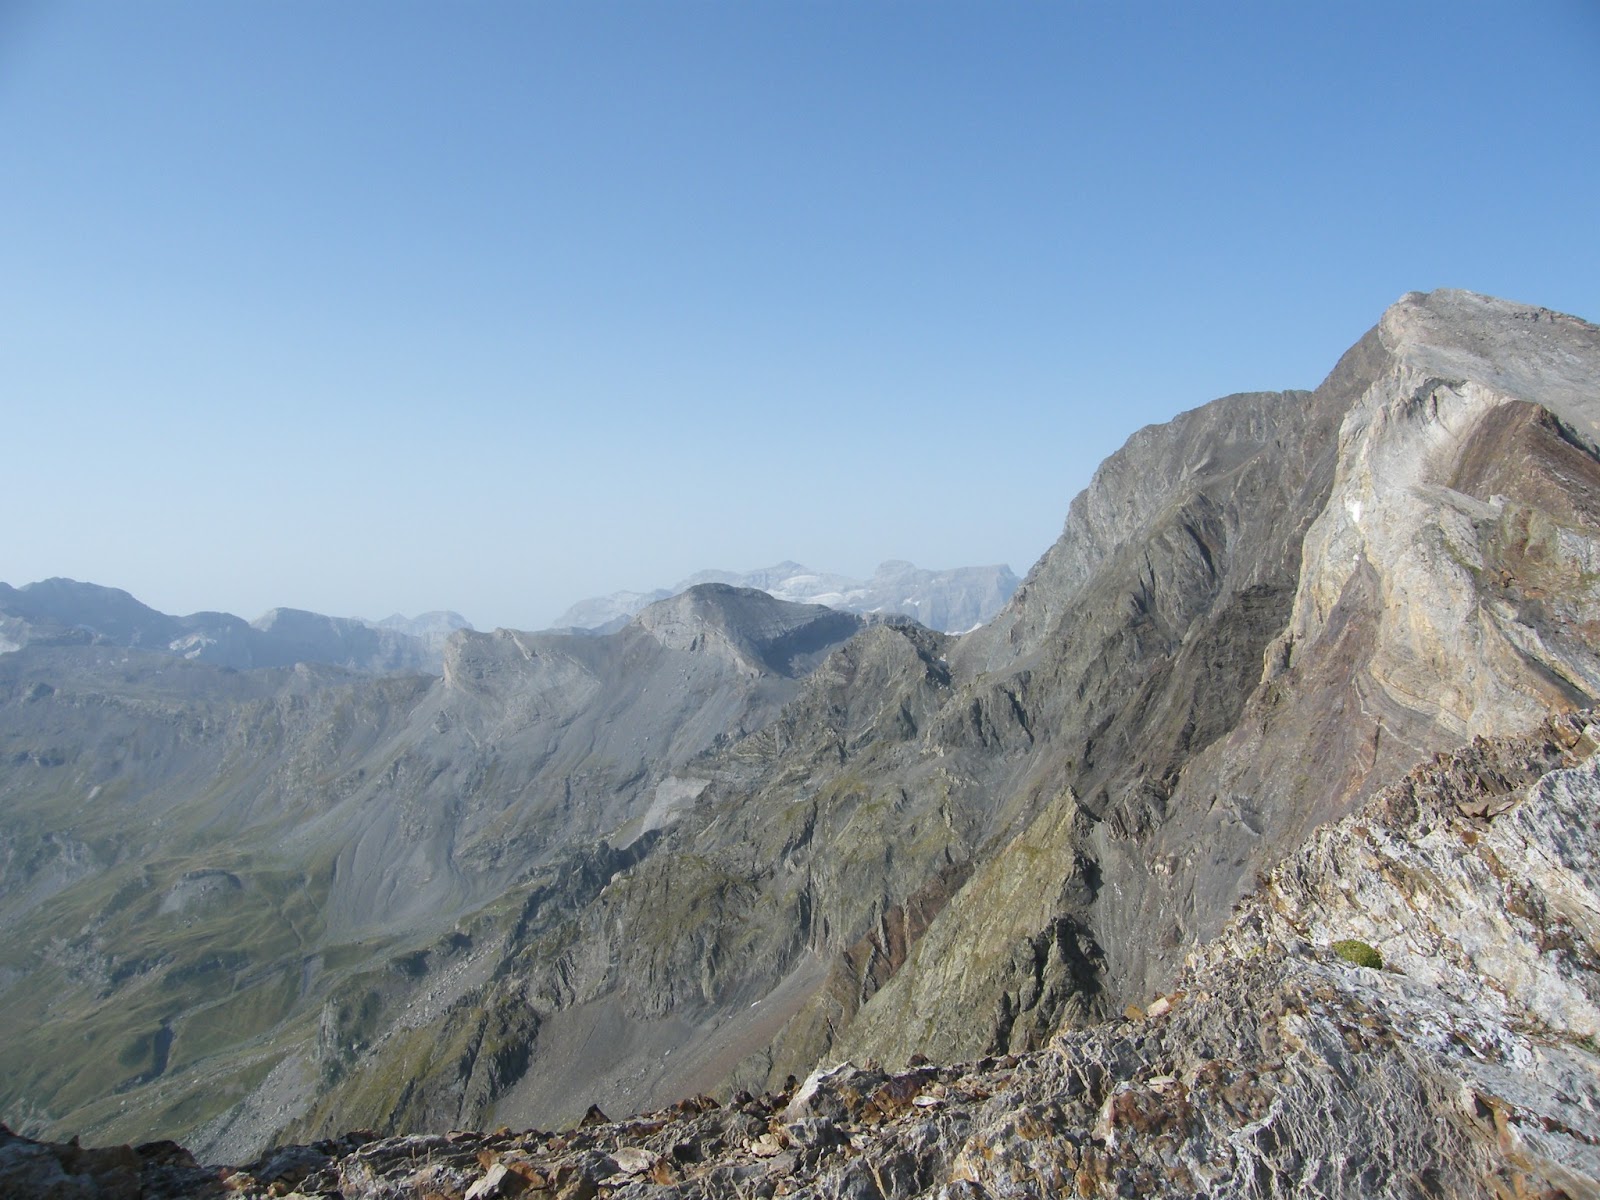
[0,555,1016,677]
[0,579,471,675]
[2,289,1599,1198]
[550,560,1020,635]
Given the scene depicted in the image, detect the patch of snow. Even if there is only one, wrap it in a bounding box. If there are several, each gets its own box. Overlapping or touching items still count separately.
[169,633,217,660]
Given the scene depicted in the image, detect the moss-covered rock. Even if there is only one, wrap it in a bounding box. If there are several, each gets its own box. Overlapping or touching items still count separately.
[1331,938,1383,969]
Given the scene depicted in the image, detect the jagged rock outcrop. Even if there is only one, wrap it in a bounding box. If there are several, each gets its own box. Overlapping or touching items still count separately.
[511,290,1600,1118]
[305,288,1600,1145]
[839,290,1600,1067]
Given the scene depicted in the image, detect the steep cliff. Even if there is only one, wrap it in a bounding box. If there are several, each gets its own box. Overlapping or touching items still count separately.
[4,290,1598,1172]
[836,290,1600,1068]
[288,289,1600,1148]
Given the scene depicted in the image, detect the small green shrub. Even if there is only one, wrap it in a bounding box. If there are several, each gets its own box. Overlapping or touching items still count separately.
[1332,939,1383,969]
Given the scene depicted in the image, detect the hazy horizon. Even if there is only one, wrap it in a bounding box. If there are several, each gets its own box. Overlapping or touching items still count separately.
[1,555,1023,633]
[5,2,1597,630]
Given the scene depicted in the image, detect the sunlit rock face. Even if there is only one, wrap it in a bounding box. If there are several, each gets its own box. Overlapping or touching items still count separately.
[827,292,1600,1079]
[4,290,1600,1185]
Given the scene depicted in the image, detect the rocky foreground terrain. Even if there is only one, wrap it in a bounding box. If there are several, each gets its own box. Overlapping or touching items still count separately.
[6,710,1597,1197]
[4,289,1600,1193]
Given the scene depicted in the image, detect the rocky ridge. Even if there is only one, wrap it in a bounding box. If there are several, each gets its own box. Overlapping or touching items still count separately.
[4,289,1600,1172]
[7,711,1596,1198]
[0,588,868,1158]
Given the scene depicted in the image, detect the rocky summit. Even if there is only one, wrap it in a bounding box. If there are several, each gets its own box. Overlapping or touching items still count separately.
[3,289,1600,1197]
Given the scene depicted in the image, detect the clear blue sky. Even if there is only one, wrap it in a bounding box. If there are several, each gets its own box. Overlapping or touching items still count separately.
[3,1,1597,630]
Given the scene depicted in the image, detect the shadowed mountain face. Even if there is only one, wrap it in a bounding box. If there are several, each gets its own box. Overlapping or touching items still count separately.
[3,290,1599,1175]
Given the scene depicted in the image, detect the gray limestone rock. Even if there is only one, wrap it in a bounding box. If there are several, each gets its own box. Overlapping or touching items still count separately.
[4,289,1600,1183]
